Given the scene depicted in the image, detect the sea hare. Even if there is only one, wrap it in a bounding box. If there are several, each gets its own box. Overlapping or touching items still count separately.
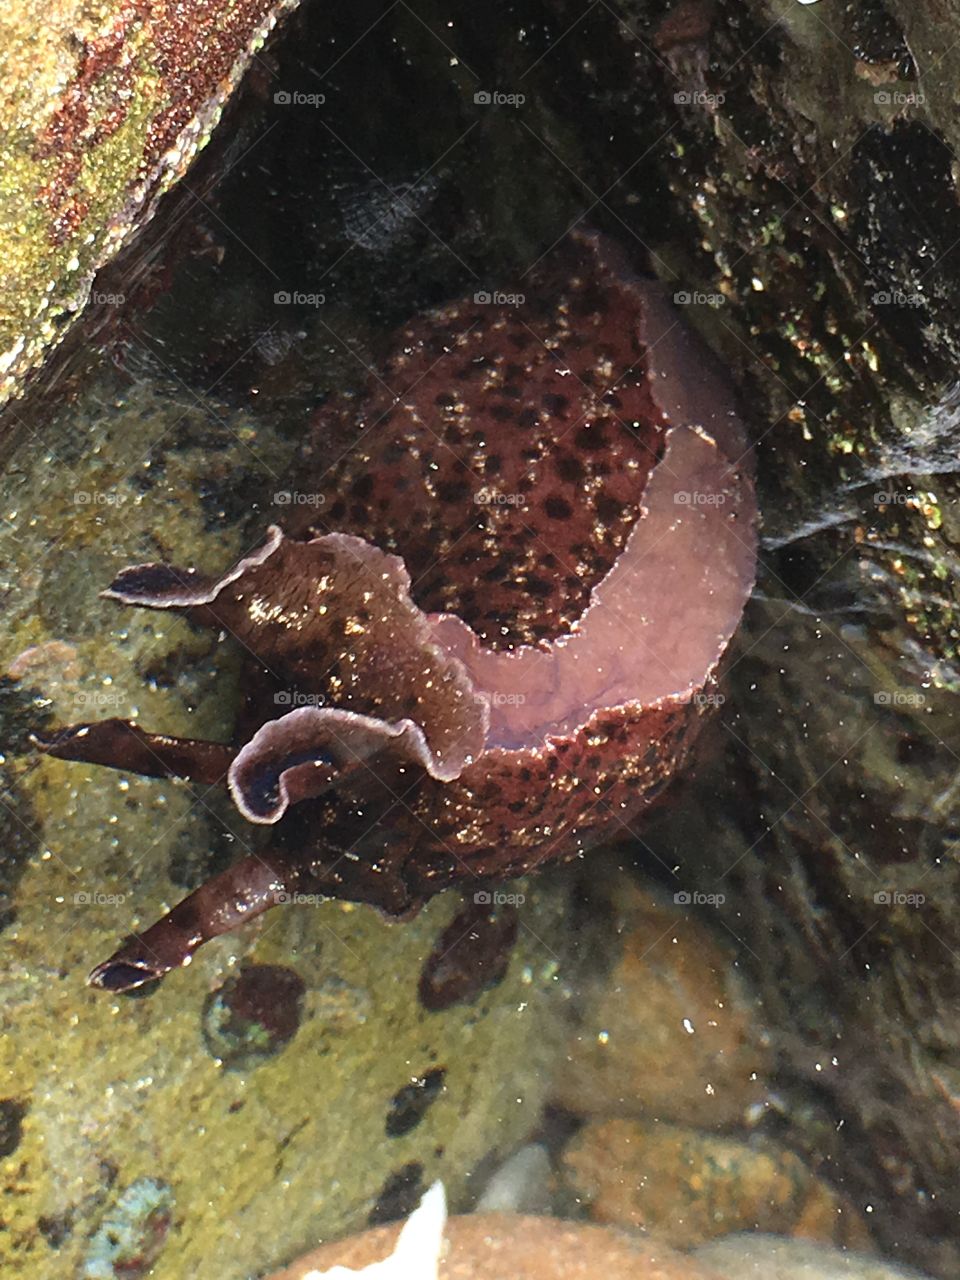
[38,231,757,991]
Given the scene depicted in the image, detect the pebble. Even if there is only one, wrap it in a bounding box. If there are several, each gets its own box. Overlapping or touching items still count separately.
[561,1117,871,1251]
[475,1144,554,1214]
[694,1234,937,1278]
[551,877,771,1130]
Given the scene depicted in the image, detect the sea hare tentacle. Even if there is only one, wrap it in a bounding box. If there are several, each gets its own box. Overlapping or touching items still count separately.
[36,230,757,990]
[89,853,300,991]
[106,528,488,781]
[34,719,234,784]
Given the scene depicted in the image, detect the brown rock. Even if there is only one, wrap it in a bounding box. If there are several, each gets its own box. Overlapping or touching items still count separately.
[561,1118,871,1252]
[0,0,300,409]
[552,877,771,1129]
[267,1212,724,1280]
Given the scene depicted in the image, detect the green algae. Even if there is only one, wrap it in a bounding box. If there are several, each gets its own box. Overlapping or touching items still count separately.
[0,358,577,1278]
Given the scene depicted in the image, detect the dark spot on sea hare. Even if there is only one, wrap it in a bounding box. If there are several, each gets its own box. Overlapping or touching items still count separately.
[201,964,306,1069]
[368,1162,426,1225]
[385,1067,447,1137]
[544,494,573,521]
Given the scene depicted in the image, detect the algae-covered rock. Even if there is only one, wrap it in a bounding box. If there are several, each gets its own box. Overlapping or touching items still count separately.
[596,5,960,1272]
[0,356,578,1279]
[0,0,299,408]
[4,0,960,1275]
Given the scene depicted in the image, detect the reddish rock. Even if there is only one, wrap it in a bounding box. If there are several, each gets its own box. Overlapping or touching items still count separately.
[267,1212,725,1280]
[0,0,300,408]
[561,1118,871,1253]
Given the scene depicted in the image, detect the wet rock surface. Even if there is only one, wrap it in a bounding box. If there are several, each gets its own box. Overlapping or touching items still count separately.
[267,1212,726,1280]
[695,1233,937,1279]
[561,1116,869,1252]
[3,0,960,1275]
[0,0,301,410]
[551,873,771,1130]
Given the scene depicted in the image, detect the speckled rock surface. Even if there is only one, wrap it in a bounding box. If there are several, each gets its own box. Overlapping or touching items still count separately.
[268,1212,726,1280]
[551,872,771,1130]
[561,1117,870,1253]
[4,0,960,1275]
[0,0,298,408]
[0,359,579,1278]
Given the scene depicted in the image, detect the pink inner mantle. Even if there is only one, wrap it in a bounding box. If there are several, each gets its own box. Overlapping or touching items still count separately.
[434,420,753,749]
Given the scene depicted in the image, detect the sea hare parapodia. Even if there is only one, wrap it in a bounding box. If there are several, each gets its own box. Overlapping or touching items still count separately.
[38,231,757,993]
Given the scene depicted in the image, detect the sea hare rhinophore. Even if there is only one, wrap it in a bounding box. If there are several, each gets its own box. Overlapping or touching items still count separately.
[38,232,757,991]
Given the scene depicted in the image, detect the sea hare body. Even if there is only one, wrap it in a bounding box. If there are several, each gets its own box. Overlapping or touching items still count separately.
[39,232,757,990]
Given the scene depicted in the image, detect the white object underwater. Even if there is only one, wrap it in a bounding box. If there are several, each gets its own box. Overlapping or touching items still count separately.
[303,1182,447,1280]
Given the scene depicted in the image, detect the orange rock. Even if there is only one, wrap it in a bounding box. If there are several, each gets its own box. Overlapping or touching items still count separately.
[7,640,80,682]
[551,878,770,1130]
[561,1117,869,1252]
[266,1212,724,1280]
[792,1174,873,1251]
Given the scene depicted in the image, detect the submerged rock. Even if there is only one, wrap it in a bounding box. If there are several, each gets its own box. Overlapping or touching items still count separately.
[561,1117,870,1253]
[0,0,300,409]
[266,1211,725,1280]
[695,1234,937,1279]
[0,350,581,1278]
[551,873,771,1131]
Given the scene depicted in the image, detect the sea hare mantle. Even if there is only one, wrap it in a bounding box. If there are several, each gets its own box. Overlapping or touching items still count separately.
[37,231,757,992]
